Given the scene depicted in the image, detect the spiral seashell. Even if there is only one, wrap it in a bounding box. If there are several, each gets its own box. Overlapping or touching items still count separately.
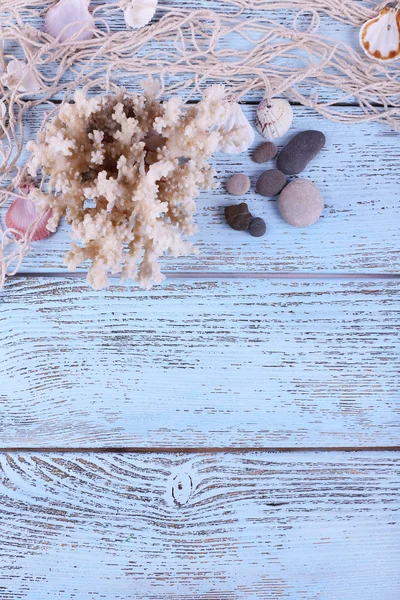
[360,5,400,62]
[218,102,255,154]
[255,98,293,141]
[123,0,158,29]
[44,0,94,43]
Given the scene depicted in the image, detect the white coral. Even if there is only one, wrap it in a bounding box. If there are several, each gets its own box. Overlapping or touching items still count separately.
[26,83,251,289]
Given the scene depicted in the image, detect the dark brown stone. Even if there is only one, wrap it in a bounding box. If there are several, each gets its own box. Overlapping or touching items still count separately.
[225,203,252,231]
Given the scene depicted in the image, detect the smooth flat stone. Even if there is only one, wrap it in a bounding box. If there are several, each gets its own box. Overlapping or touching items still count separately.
[226,174,251,196]
[277,130,326,175]
[256,169,286,197]
[249,217,266,237]
[252,142,278,163]
[278,179,323,227]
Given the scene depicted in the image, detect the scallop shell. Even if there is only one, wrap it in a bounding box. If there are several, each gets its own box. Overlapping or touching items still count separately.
[5,195,53,242]
[218,103,255,154]
[44,0,94,42]
[123,0,158,29]
[255,98,293,141]
[1,59,41,93]
[360,5,400,62]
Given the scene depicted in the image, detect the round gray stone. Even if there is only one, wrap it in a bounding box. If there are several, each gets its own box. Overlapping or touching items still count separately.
[252,142,277,164]
[278,179,323,227]
[256,169,286,197]
[226,174,251,196]
[249,217,266,237]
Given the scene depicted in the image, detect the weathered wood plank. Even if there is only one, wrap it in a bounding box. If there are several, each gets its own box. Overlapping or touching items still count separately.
[0,451,399,599]
[1,105,400,274]
[1,276,398,448]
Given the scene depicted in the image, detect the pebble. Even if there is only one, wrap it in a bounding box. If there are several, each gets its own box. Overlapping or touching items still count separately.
[225,203,252,231]
[226,173,251,196]
[252,142,277,164]
[256,169,286,197]
[277,130,326,175]
[249,217,266,237]
[278,179,323,227]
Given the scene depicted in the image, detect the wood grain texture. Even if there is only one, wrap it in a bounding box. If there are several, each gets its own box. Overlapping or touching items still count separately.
[2,105,400,275]
[0,451,399,599]
[1,276,398,448]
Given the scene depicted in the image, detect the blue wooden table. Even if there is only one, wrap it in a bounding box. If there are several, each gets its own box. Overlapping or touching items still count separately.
[0,2,399,598]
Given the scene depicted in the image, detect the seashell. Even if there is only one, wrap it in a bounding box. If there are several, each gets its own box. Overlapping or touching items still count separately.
[1,59,41,93]
[5,194,53,242]
[44,0,94,42]
[218,102,255,154]
[0,100,6,138]
[123,0,158,29]
[255,98,293,141]
[360,5,400,62]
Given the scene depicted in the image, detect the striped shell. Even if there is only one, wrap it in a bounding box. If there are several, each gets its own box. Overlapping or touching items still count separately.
[255,99,293,141]
[360,6,400,62]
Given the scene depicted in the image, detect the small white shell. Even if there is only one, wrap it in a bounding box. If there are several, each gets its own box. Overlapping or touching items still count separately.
[255,98,293,141]
[44,0,94,42]
[1,59,41,93]
[218,103,255,154]
[360,6,400,62]
[123,0,158,29]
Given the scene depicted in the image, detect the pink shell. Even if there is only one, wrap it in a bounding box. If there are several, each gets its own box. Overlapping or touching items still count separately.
[44,0,94,43]
[5,196,53,242]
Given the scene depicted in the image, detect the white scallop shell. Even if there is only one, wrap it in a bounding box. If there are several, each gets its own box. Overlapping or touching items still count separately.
[1,59,41,93]
[255,98,293,141]
[218,102,255,154]
[123,0,158,29]
[44,0,94,42]
[360,6,400,62]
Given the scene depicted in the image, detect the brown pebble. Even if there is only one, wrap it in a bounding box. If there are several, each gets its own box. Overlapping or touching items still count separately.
[278,179,323,227]
[226,174,251,196]
[225,203,252,231]
[249,217,266,237]
[252,142,277,164]
[256,169,287,197]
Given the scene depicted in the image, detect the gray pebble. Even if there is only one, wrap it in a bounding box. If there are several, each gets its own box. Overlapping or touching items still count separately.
[249,217,266,237]
[278,179,323,227]
[256,169,286,197]
[226,174,251,196]
[252,142,277,164]
[277,130,326,175]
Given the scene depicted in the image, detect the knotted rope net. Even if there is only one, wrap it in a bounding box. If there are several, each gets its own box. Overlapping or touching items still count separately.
[1,0,399,286]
